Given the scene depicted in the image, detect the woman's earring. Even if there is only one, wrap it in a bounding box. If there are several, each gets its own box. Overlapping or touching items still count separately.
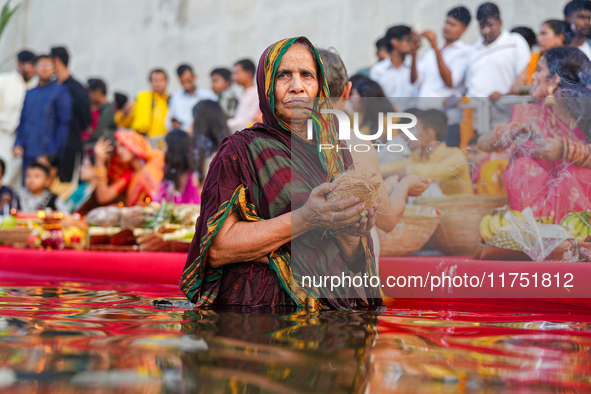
[545,86,556,107]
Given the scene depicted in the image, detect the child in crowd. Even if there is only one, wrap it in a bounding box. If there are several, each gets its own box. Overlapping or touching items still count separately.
[210,68,238,118]
[66,156,97,213]
[114,92,134,129]
[380,109,472,195]
[154,130,200,204]
[467,136,508,196]
[192,100,230,182]
[36,153,76,200]
[15,162,68,212]
[0,159,14,210]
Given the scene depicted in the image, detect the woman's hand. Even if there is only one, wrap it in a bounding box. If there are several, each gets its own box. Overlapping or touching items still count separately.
[336,200,380,238]
[510,121,542,142]
[402,175,431,197]
[94,137,113,165]
[298,182,366,232]
[532,138,563,162]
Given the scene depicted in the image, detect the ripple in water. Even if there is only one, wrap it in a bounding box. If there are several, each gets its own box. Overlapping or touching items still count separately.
[0,279,590,393]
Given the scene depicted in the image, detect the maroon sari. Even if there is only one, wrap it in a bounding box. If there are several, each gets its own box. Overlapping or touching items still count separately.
[180,37,382,310]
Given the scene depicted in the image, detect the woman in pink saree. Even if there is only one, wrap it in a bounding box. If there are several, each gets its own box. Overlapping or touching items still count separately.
[478,46,591,222]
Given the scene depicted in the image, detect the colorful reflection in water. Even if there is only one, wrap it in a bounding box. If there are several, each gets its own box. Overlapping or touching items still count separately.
[0,279,590,393]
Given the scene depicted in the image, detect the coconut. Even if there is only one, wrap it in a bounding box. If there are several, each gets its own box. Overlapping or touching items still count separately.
[326,169,381,210]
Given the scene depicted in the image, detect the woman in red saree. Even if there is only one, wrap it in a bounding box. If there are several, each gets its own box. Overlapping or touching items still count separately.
[180,37,382,311]
[478,46,591,222]
[93,130,164,206]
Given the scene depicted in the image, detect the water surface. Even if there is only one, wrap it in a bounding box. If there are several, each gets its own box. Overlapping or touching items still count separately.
[0,279,590,393]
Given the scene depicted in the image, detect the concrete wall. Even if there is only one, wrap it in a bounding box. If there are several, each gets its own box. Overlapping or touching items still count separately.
[0,0,564,98]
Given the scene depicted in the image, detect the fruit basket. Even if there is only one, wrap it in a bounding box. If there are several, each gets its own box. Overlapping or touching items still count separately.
[0,228,31,246]
[378,205,441,257]
[85,203,199,253]
[415,195,508,256]
[560,210,591,241]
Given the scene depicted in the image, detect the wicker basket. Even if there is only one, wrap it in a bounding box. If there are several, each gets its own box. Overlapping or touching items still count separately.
[415,195,508,256]
[378,205,441,257]
[0,228,31,246]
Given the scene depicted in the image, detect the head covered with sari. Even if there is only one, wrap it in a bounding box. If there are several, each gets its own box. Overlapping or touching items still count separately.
[111,130,164,205]
[115,130,153,161]
[180,37,381,310]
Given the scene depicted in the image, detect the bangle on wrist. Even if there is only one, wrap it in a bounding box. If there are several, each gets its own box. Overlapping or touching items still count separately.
[94,166,107,175]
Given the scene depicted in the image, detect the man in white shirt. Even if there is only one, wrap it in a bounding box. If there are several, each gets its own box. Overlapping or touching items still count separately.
[370,25,418,109]
[0,50,37,190]
[466,2,531,98]
[227,59,260,132]
[564,0,591,61]
[465,3,531,131]
[412,6,472,98]
[166,64,217,133]
[411,6,472,146]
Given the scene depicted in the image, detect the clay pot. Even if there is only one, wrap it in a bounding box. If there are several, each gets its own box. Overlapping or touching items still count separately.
[545,238,578,262]
[579,242,591,262]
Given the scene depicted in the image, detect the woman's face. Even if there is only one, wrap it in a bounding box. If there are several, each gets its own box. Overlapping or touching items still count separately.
[531,57,561,98]
[273,44,319,128]
[115,141,135,163]
[79,157,94,182]
[537,23,564,53]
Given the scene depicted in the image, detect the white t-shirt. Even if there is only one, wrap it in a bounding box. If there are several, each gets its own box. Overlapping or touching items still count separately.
[578,40,591,61]
[370,57,418,109]
[227,85,259,132]
[416,40,471,98]
[466,31,531,97]
[166,87,217,132]
[0,71,28,135]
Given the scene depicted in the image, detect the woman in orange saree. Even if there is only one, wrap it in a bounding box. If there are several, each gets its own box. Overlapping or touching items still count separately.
[93,130,163,206]
[510,20,571,95]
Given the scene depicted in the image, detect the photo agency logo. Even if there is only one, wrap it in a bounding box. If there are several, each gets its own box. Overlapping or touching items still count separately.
[305,108,418,153]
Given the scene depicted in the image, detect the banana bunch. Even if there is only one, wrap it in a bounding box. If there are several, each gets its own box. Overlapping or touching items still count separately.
[479,207,524,241]
[560,211,591,241]
[64,226,86,244]
[535,217,555,225]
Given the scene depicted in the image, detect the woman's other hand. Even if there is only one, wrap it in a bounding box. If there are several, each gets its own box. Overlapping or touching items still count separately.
[509,121,541,143]
[299,182,366,231]
[336,197,380,237]
[93,137,113,165]
[532,137,563,162]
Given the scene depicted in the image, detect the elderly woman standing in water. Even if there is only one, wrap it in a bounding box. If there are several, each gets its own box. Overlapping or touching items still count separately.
[180,37,382,310]
[478,46,591,222]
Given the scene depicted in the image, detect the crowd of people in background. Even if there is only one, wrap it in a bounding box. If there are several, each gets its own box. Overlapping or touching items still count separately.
[0,44,258,214]
[0,0,590,219]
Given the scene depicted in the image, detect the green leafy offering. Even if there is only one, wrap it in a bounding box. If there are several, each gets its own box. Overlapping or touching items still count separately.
[145,201,174,229]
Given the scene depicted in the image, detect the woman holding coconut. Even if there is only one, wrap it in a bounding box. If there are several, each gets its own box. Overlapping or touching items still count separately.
[180,37,383,310]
